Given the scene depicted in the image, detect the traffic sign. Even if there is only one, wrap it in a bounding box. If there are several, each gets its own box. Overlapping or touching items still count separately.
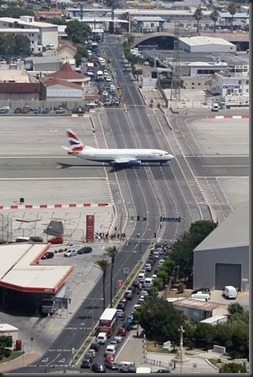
[117,279,123,288]
[161,217,181,222]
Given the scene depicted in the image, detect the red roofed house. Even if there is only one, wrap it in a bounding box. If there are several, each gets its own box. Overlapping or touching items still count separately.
[43,62,98,102]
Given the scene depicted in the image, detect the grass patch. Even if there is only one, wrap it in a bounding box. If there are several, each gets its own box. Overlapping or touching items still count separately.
[208,358,221,366]
[0,350,24,364]
[145,341,169,353]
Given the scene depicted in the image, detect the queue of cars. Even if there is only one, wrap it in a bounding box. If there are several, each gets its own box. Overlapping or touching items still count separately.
[79,242,171,373]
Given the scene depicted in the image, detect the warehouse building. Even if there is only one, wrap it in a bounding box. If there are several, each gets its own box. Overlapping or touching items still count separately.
[179,36,237,53]
[193,202,249,292]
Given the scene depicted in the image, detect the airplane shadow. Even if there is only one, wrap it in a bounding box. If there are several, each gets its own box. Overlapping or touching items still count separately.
[57,162,168,173]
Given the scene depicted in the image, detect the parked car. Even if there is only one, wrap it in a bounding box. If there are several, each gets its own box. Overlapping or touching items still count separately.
[0,107,9,114]
[80,354,93,368]
[91,363,106,373]
[64,249,77,257]
[117,301,126,311]
[42,252,54,260]
[124,289,134,300]
[116,308,125,318]
[117,327,127,336]
[119,364,136,373]
[113,335,123,343]
[156,369,171,373]
[145,263,152,272]
[104,360,119,370]
[55,107,65,114]
[104,353,115,362]
[87,348,96,358]
[192,287,210,294]
[41,108,50,114]
[90,340,99,351]
[48,236,63,244]
[29,236,43,243]
[77,246,92,254]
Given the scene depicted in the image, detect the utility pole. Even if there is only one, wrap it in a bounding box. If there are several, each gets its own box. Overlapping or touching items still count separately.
[170,23,181,101]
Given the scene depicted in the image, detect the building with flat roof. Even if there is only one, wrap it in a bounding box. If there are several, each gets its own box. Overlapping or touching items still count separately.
[0,16,58,53]
[179,36,237,53]
[0,243,73,315]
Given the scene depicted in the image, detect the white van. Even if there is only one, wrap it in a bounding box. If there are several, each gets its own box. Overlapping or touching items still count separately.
[96,332,107,344]
[223,285,237,299]
[211,102,220,111]
[137,272,145,283]
[144,277,153,288]
[105,344,117,356]
[15,237,30,242]
[118,361,135,368]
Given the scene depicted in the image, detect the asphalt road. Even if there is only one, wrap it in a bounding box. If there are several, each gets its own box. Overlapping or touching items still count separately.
[0,36,249,373]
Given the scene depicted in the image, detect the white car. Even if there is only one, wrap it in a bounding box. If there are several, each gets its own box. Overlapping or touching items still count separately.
[64,249,77,257]
[113,335,123,343]
[158,259,165,267]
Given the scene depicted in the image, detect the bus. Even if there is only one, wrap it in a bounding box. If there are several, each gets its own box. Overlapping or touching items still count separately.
[98,308,118,337]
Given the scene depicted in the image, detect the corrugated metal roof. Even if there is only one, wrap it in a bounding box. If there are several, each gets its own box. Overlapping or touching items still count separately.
[172,298,221,311]
[0,244,73,293]
[194,202,249,251]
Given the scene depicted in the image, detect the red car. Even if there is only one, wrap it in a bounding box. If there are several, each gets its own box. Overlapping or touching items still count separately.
[117,327,127,336]
[104,354,115,362]
[48,236,63,244]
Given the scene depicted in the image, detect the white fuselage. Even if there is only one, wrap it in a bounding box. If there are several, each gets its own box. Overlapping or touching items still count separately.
[74,148,173,163]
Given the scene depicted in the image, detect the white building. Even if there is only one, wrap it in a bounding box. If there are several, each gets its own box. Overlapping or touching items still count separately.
[179,36,237,54]
[208,64,249,107]
[187,61,228,77]
[0,16,58,54]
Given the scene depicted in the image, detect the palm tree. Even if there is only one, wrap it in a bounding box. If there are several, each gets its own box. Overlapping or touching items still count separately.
[194,6,203,35]
[105,246,119,308]
[95,259,110,311]
[210,8,219,33]
[227,2,237,32]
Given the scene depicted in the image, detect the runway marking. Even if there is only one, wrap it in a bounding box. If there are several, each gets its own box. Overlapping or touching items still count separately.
[0,202,112,210]
[194,176,249,179]
[202,165,249,168]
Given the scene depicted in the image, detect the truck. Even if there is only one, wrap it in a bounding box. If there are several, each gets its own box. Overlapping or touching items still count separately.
[223,285,237,299]
[136,366,151,373]
[40,298,57,315]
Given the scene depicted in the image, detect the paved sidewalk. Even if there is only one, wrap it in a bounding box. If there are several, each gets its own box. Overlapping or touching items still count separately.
[115,330,219,374]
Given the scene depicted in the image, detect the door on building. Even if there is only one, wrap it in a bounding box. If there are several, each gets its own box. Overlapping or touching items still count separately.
[215,263,241,290]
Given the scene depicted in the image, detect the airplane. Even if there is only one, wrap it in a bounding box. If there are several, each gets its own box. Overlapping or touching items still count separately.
[62,129,174,167]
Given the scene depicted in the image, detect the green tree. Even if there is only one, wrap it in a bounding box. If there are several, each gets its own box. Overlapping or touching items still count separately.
[95,259,110,311]
[0,34,30,57]
[105,246,118,307]
[193,323,214,350]
[65,20,91,45]
[227,2,237,31]
[136,297,184,343]
[210,8,219,33]
[194,6,203,34]
[219,362,247,373]
[0,336,12,360]
[74,46,89,67]
[0,6,34,18]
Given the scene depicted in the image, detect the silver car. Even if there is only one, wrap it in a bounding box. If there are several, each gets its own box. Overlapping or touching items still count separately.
[64,249,77,257]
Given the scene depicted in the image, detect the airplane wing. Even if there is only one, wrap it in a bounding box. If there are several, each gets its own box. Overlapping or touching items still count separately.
[112,158,142,166]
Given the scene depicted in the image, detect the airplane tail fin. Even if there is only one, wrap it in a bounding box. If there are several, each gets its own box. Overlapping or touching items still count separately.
[62,129,95,154]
